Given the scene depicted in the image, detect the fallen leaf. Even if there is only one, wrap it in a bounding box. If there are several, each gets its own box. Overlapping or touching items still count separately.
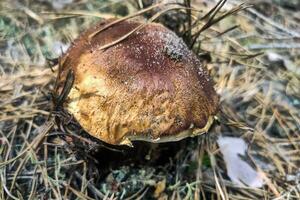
[217,137,264,188]
[154,179,166,198]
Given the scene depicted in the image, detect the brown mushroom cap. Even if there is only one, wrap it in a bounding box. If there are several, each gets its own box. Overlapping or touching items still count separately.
[55,19,219,146]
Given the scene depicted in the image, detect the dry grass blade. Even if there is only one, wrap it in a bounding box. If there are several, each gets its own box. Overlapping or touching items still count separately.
[97,5,186,50]
[246,8,300,37]
[0,120,54,167]
[55,69,74,109]
[88,2,165,40]
[216,25,240,37]
[42,10,119,20]
[63,182,95,200]
[190,2,250,48]
[182,0,227,41]
[22,6,44,24]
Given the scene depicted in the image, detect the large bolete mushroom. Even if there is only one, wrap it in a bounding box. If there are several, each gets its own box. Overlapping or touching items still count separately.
[55,19,219,146]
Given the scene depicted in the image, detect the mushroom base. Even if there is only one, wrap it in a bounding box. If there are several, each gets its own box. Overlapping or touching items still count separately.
[54,113,217,177]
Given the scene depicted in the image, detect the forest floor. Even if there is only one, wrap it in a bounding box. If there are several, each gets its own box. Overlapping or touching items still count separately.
[0,0,299,199]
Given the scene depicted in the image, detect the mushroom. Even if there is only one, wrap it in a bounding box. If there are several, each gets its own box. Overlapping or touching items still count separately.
[55,19,219,146]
